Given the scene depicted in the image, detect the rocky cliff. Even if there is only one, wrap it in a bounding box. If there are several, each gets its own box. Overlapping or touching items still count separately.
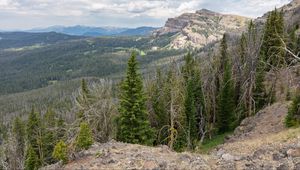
[153,9,250,49]
[256,0,300,29]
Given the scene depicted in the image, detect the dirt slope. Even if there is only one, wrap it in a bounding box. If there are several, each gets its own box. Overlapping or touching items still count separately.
[211,102,300,169]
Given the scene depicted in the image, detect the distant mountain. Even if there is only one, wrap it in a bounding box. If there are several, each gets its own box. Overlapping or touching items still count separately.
[153,9,250,49]
[27,25,158,37]
[0,32,84,49]
[115,27,158,36]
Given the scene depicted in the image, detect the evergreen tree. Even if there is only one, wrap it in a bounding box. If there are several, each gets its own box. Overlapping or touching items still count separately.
[193,70,206,141]
[261,8,286,69]
[24,145,38,170]
[12,116,26,158]
[254,60,267,112]
[182,52,195,80]
[285,93,300,127]
[75,122,93,150]
[216,35,236,133]
[42,108,56,164]
[184,79,197,150]
[296,35,300,58]
[52,140,68,164]
[26,108,41,159]
[217,58,236,133]
[239,33,247,65]
[116,52,154,145]
[219,34,228,75]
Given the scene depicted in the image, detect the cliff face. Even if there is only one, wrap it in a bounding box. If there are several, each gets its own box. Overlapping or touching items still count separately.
[154,0,300,50]
[255,0,300,30]
[153,9,250,49]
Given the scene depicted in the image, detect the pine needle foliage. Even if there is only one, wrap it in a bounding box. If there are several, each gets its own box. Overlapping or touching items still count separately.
[116,52,154,146]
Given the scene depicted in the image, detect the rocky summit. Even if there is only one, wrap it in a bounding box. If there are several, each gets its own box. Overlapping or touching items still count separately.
[42,102,300,170]
[153,9,250,49]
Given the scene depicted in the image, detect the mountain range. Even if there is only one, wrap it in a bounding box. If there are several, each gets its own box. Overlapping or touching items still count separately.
[26,25,158,37]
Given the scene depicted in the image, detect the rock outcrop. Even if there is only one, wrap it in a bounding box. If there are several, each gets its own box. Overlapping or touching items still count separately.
[42,140,211,170]
[153,9,250,49]
[255,0,300,30]
[42,102,300,170]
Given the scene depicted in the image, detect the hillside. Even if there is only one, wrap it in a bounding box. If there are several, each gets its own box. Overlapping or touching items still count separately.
[0,35,182,95]
[0,32,84,49]
[153,9,250,49]
[42,103,300,170]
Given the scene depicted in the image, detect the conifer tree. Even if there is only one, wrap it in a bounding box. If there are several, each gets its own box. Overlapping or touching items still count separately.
[26,108,41,159]
[285,93,300,127]
[52,140,68,164]
[217,58,236,133]
[42,108,56,164]
[184,79,197,149]
[75,122,93,150]
[219,34,228,76]
[296,35,300,58]
[116,52,154,145]
[24,145,38,170]
[254,60,267,112]
[261,8,286,69]
[217,35,236,133]
[12,116,26,158]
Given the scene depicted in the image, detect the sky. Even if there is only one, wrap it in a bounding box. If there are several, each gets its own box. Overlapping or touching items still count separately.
[0,0,292,30]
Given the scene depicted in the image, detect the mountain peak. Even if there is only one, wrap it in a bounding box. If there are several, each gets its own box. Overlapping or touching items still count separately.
[153,9,249,49]
[196,9,218,15]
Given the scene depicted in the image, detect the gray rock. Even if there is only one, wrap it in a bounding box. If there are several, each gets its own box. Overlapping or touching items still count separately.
[277,163,289,170]
[221,153,241,161]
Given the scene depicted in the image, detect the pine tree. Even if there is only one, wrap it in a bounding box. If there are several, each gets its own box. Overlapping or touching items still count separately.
[42,108,56,164]
[24,145,38,170]
[182,52,195,80]
[219,34,228,75]
[261,8,286,69]
[239,33,247,65]
[216,35,236,133]
[75,122,93,150]
[184,78,197,150]
[52,140,68,164]
[254,60,267,112]
[296,35,300,58]
[217,59,236,133]
[285,93,300,127]
[12,116,26,158]
[26,108,41,159]
[116,52,154,145]
[193,70,206,142]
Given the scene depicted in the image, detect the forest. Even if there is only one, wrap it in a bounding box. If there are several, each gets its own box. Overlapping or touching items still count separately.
[0,8,300,170]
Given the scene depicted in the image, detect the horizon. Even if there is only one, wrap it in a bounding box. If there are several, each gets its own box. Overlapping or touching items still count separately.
[0,0,292,30]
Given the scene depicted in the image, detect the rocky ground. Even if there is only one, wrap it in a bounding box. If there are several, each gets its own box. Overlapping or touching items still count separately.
[42,102,300,170]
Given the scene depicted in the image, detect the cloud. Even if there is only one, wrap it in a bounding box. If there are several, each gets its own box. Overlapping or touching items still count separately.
[0,0,292,29]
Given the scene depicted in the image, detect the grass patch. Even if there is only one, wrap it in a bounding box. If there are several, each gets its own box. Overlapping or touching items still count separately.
[197,132,232,154]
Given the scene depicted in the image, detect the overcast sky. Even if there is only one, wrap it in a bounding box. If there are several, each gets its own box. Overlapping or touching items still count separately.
[0,0,292,30]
